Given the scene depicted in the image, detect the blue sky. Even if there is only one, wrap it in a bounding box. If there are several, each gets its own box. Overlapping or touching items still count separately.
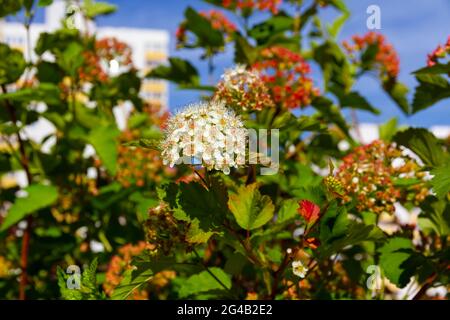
[41,1,450,126]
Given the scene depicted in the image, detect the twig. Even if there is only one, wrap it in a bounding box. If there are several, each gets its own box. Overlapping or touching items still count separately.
[193,168,209,190]
[1,84,33,300]
[192,248,236,298]
[222,222,263,267]
[269,252,290,299]
[245,164,256,185]
[412,273,437,300]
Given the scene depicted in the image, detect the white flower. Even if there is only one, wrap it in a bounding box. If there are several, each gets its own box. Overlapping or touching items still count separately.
[161,101,247,174]
[292,260,308,278]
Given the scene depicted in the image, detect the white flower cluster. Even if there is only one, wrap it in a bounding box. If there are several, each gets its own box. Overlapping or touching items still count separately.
[161,101,247,174]
[221,64,259,90]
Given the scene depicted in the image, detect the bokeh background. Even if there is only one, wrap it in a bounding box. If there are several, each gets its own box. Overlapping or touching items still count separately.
[17,0,450,126]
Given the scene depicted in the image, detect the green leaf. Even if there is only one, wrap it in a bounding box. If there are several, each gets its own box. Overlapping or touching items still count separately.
[266,247,283,264]
[178,267,231,298]
[234,33,258,65]
[38,0,53,7]
[412,74,450,114]
[0,0,22,18]
[186,220,216,244]
[392,177,421,187]
[59,42,85,76]
[297,115,327,132]
[83,0,117,19]
[419,196,449,236]
[160,180,229,231]
[36,61,64,84]
[112,255,201,300]
[228,183,275,231]
[35,29,81,56]
[320,222,385,259]
[319,203,385,258]
[378,237,414,288]
[128,113,149,129]
[0,122,21,135]
[0,43,26,85]
[319,202,348,243]
[123,137,162,151]
[88,125,120,175]
[224,252,247,276]
[74,102,103,129]
[0,153,12,173]
[147,57,199,86]
[81,258,99,294]
[313,41,353,91]
[430,163,450,200]
[412,62,450,75]
[184,7,224,48]
[277,199,298,223]
[0,184,58,232]
[360,43,379,71]
[326,10,349,38]
[0,83,61,105]
[394,128,446,167]
[331,86,380,114]
[311,96,351,139]
[248,14,294,45]
[111,266,154,300]
[291,185,325,205]
[378,117,398,141]
[383,81,410,114]
[129,192,159,222]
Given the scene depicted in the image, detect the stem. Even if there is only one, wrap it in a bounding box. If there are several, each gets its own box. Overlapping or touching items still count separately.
[412,273,437,300]
[269,252,290,299]
[193,168,209,190]
[245,164,256,185]
[19,217,32,300]
[207,55,215,85]
[293,2,302,36]
[192,249,236,298]
[222,222,263,267]
[1,84,33,300]
[70,82,77,121]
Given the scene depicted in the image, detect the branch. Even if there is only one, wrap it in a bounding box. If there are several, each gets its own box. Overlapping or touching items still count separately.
[412,273,437,300]
[192,249,236,299]
[1,84,33,300]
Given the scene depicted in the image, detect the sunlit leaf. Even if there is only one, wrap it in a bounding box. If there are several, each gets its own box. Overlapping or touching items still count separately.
[228,183,275,231]
[0,184,58,232]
